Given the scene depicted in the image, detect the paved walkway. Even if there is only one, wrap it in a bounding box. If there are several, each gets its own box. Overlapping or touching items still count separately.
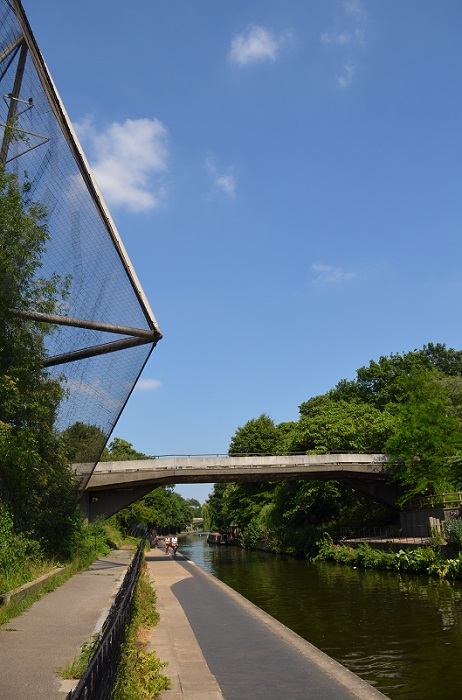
[0,549,133,699]
[0,546,390,699]
[146,548,389,700]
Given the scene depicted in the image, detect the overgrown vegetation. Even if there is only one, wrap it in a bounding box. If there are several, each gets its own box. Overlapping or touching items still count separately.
[112,564,170,699]
[313,535,462,580]
[0,517,129,623]
[0,167,80,561]
[444,517,462,547]
[58,636,99,680]
[205,344,462,564]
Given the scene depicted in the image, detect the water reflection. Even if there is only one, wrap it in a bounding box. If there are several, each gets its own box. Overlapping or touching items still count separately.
[179,534,462,700]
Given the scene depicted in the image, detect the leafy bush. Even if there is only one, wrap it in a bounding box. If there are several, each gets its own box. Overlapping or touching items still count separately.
[444,517,462,547]
[0,502,46,594]
[312,534,462,580]
[0,510,126,597]
[312,533,357,566]
[355,543,392,570]
[240,519,263,549]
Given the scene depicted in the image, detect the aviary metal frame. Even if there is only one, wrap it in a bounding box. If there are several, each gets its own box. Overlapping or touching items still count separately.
[0,0,163,483]
[2,0,162,366]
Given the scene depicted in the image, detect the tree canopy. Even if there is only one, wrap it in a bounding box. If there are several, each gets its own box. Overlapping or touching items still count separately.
[101,437,148,461]
[61,422,107,464]
[206,344,462,550]
[115,486,195,534]
[0,169,77,555]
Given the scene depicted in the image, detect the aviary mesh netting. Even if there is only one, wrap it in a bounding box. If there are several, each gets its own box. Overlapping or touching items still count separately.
[0,1,161,471]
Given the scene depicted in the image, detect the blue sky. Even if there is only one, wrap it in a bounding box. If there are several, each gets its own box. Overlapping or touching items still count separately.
[24,1,462,502]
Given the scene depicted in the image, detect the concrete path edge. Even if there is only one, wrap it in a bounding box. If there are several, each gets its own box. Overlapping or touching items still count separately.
[179,555,388,700]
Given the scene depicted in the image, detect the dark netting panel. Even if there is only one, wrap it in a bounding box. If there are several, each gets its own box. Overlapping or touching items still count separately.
[0,1,162,475]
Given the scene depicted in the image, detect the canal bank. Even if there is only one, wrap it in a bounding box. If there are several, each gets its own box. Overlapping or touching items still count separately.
[145,548,389,700]
[179,533,462,699]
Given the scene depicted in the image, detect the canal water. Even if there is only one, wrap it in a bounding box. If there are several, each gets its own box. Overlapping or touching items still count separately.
[179,533,462,700]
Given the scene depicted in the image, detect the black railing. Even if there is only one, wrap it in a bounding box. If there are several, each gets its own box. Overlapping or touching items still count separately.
[67,534,147,700]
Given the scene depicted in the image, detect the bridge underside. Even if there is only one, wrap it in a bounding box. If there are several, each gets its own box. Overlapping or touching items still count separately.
[78,460,401,522]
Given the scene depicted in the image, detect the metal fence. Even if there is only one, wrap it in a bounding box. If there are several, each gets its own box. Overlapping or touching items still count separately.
[66,534,147,700]
[334,525,432,544]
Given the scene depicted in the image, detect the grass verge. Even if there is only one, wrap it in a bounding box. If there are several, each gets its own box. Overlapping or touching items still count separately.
[112,562,171,700]
[0,520,137,625]
[0,566,75,626]
[58,635,99,679]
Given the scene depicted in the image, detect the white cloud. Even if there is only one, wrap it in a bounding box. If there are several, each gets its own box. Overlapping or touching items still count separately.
[344,0,365,20]
[135,378,162,391]
[205,155,236,198]
[229,24,291,66]
[321,31,354,47]
[321,0,367,88]
[311,263,356,285]
[337,62,355,89]
[75,116,169,213]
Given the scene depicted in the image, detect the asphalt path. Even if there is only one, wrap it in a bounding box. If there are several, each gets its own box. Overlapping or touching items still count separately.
[0,546,390,699]
[0,550,132,699]
[157,553,389,700]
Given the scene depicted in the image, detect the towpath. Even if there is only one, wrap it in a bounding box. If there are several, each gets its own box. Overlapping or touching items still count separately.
[0,550,132,698]
[146,547,389,700]
[0,545,390,699]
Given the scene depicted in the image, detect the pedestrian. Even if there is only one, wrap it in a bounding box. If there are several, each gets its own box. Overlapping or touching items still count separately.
[171,535,178,555]
[164,535,171,554]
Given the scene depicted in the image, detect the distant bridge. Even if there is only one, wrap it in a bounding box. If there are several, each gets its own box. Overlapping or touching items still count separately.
[74,453,402,522]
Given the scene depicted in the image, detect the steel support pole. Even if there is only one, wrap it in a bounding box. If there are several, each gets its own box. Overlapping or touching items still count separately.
[0,39,27,164]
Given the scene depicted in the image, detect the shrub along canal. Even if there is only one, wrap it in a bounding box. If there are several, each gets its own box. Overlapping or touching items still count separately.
[179,533,462,700]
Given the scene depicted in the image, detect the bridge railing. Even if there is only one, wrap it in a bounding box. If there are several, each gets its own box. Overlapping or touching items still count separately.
[66,533,147,700]
[404,493,462,511]
[334,525,432,543]
[132,451,387,459]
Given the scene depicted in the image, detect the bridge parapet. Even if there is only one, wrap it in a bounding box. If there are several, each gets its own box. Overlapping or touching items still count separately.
[74,452,389,479]
[74,453,399,522]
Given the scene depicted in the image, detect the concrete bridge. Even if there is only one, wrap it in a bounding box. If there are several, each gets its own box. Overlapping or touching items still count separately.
[74,453,402,522]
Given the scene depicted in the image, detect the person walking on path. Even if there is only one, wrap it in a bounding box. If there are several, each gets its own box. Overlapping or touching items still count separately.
[164,535,171,554]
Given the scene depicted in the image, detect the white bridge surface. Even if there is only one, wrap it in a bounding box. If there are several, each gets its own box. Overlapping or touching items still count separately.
[75,453,400,520]
[75,453,389,491]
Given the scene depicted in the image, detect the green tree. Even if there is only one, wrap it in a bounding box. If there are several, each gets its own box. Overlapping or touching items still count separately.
[203,483,228,531]
[225,414,282,531]
[271,480,344,527]
[293,396,395,454]
[385,369,462,500]
[117,486,193,533]
[0,168,77,555]
[185,498,202,519]
[330,344,462,409]
[229,414,280,454]
[220,482,277,530]
[101,437,147,461]
[61,422,107,463]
